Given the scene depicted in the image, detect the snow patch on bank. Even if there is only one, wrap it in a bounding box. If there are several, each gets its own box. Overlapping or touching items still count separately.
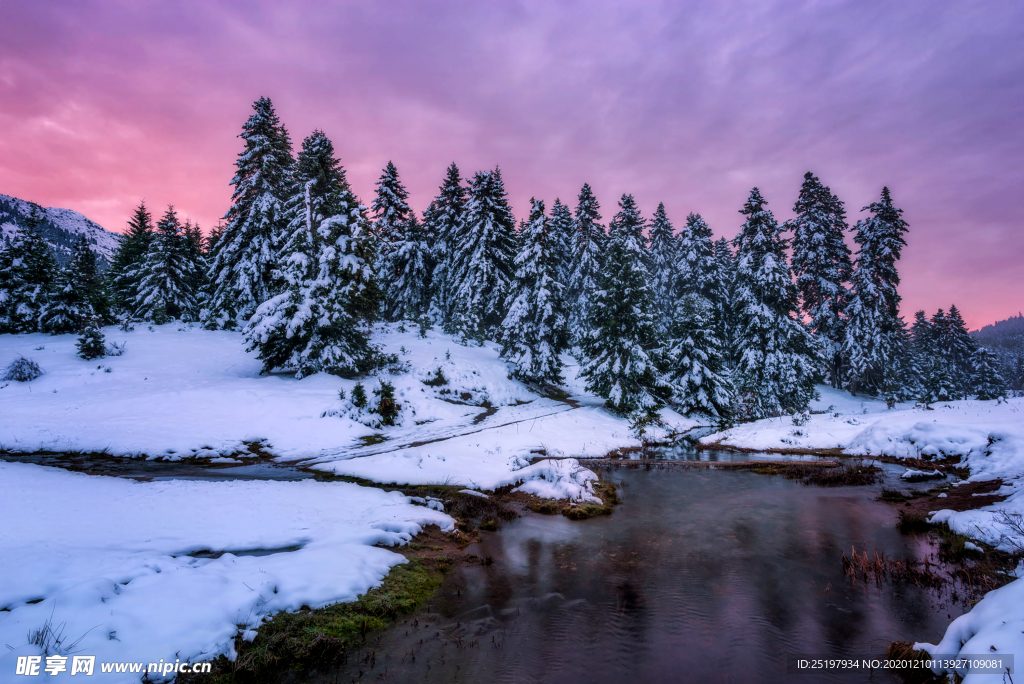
[0,462,452,681]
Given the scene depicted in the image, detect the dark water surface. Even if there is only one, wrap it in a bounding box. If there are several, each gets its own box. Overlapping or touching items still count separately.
[328,465,956,684]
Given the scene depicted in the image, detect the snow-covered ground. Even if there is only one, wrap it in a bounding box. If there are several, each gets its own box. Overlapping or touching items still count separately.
[0,461,452,681]
[703,386,1024,682]
[0,323,700,680]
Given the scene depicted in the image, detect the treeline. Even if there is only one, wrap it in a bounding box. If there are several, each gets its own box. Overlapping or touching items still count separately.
[0,97,1008,419]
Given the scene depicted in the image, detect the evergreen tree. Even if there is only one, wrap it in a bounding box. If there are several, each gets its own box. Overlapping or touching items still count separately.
[108,201,154,314]
[371,161,412,321]
[921,357,955,405]
[244,131,379,377]
[133,206,199,323]
[498,199,568,385]
[205,96,294,329]
[381,213,432,321]
[547,198,574,284]
[646,203,677,320]
[371,161,412,244]
[732,188,821,418]
[449,169,516,342]
[676,213,719,302]
[971,346,1007,400]
[40,235,101,334]
[712,236,736,351]
[842,187,909,394]
[946,304,977,396]
[0,205,56,333]
[665,294,733,417]
[787,172,852,387]
[182,219,210,312]
[567,183,605,345]
[76,322,106,360]
[425,163,467,329]
[579,194,672,416]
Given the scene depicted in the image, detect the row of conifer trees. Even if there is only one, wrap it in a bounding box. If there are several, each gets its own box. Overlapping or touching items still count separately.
[0,96,1007,418]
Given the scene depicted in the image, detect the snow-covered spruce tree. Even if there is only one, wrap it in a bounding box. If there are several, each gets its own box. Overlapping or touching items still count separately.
[945,304,977,397]
[921,356,955,405]
[712,236,736,353]
[787,172,852,387]
[133,206,199,323]
[580,194,672,417]
[971,346,1007,400]
[41,235,101,334]
[567,183,606,345]
[547,198,574,284]
[425,163,467,330]
[842,187,909,395]
[76,322,106,360]
[108,201,154,314]
[666,294,733,417]
[182,219,209,311]
[646,203,677,321]
[449,169,516,342]
[0,205,56,333]
[731,188,821,418]
[372,161,413,320]
[244,130,379,377]
[204,97,294,329]
[381,212,432,321]
[498,199,568,385]
[676,213,719,302]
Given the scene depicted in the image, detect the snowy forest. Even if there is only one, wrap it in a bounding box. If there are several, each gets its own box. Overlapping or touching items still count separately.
[0,97,1009,422]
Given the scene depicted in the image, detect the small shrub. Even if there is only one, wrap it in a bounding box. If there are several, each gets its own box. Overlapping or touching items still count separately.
[337,388,346,402]
[417,315,432,338]
[2,356,44,382]
[373,380,401,426]
[105,341,127,357]
[791,411,810,426]
[351,383,368,409]
[423,368,448,387]
[76,326,106,360]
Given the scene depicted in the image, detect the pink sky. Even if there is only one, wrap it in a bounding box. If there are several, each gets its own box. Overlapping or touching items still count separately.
[1,0,1021,328]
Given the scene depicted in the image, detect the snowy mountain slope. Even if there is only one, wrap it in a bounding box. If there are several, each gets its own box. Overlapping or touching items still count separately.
[0,193,121,266]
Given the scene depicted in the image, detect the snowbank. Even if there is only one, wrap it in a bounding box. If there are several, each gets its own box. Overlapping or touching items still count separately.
[0,461,452,681]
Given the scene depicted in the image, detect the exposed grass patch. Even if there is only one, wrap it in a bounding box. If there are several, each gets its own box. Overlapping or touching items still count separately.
[178,527,466,684]
[749,462,879,487]
[897,509,931,535]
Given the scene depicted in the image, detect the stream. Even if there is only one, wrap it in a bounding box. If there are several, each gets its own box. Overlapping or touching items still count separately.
[322,455,957,684]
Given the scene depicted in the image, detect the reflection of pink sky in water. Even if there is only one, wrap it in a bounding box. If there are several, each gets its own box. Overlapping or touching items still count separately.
[2,1,1022,328]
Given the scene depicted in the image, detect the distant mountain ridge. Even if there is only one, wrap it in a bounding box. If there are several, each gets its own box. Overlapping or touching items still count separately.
[0,192,121,267]
[972,312,1024,392]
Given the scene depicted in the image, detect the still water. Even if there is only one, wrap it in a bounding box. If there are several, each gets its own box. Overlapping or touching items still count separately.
[329,463,955,684]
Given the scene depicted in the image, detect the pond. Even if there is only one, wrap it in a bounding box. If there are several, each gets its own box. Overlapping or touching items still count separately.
[322,459,956,684]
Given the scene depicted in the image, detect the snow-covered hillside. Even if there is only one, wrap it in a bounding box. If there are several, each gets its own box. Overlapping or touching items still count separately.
[0,193,121,265]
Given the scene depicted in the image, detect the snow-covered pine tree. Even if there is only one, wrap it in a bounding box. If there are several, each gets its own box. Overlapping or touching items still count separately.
[381,212,432,321]
[646,203,677,321]
[244,130,379,377]
[133,206,199,323]
[731,188,821,418]
[676,213,718,302]
[371,161,411,244]
[945,304,977,397]
[921,357,955,405]
[498,199,568,385]
[372,161,413,321]
[547,198,574,285]
[567,183,605,345]
[425,163,467,330]
[788,172,852,387]
[0,205,56,333]
[182,219,209,309]
[108,201,153,314]
[842,187,909,395]
[580,194,672,417]
[204,97,294,329]
[971,346,1007,400]
[449,169,516,342]
[665,294,733,417]
[40,235,101,334]
[712,236,736,352]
